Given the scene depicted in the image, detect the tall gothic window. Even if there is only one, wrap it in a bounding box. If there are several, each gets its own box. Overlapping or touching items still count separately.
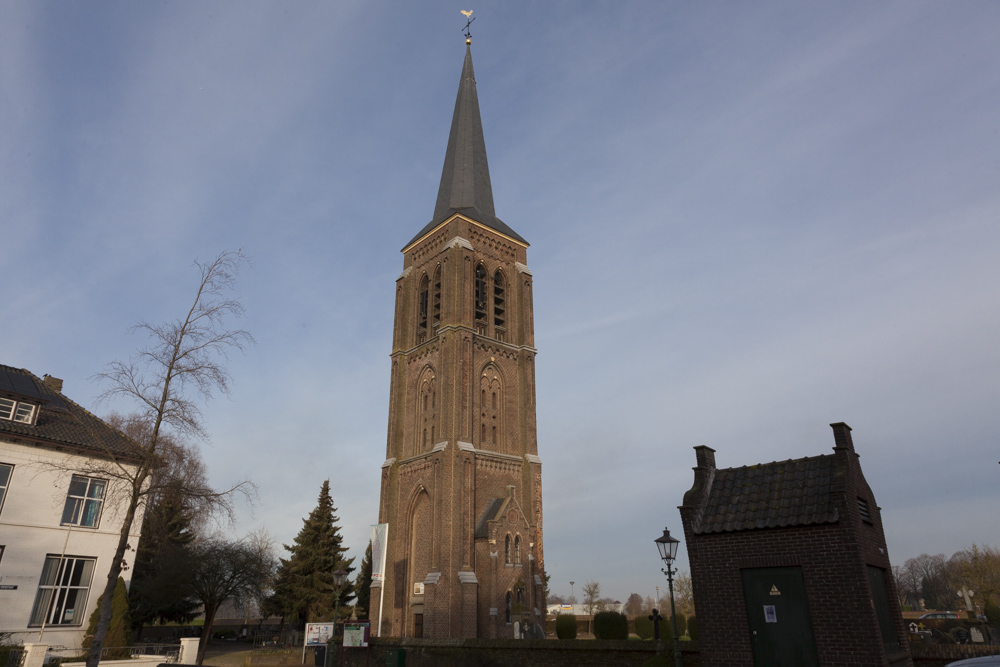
[474,264,487,334]
[505,592,512,624]
[514,535,521,564]
[432,266,442,329]
[493,270,505,341]
[480,365,502,451]
[505,534,511,564]
[417,274,429,343]
[417,368,436,455]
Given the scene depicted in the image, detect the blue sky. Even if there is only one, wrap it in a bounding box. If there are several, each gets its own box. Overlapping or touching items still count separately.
[3,1,999,604]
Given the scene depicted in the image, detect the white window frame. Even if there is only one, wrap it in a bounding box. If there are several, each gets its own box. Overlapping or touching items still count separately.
[0,462,11,515]
[0,396,37,424]
[29,555,96,627]
[61,475,107,528]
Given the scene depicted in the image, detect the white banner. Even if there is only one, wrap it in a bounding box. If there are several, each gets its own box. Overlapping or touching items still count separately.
[370,523,388,582]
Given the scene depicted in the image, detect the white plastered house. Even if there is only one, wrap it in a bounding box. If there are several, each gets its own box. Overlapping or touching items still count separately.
[0,365,144,649]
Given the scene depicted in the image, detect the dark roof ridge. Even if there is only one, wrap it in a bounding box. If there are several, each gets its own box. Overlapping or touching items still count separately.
[717,452,834,472]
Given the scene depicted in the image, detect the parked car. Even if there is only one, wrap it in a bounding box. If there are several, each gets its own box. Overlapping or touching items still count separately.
[921,612,961,619]
[945,656,1000,666]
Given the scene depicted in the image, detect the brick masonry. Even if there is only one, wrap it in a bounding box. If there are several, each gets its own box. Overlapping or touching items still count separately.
[679,423,913,667]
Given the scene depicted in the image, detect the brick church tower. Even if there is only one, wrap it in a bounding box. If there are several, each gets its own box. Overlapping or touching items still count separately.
[371,44,545,639]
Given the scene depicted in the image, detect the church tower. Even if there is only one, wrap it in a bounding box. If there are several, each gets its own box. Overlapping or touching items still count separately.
[372,44,545,639]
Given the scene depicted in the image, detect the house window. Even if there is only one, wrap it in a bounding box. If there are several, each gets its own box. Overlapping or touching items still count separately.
[0,463,11,515]
[61,476,107,528]
[0,396,36,424]
[29,556,96,626]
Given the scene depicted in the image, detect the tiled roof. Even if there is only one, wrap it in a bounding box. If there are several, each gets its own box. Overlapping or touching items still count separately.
[695,454,839,534]
[0,364,141,461]
[474,497,506,539]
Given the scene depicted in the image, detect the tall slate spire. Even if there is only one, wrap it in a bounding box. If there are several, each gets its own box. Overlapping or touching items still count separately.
[405,46,526,249]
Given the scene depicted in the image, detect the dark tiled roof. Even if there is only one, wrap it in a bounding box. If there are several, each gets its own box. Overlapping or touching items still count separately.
[0,364,141,461]
[404,46,527,250]
[695,454,839,534]
[474,497,506,539]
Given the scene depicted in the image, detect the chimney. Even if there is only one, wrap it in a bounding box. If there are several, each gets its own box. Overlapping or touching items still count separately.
[694,445,716,470]
[43,375,64,393]
[830,422,854,452]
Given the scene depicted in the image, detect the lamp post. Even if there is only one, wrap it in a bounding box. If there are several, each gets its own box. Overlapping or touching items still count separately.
[332,568,348,636]
[570,581,575,605]
[654,527,684,667]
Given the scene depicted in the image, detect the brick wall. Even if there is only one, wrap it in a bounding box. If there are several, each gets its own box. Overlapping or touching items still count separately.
[331,638,702,667]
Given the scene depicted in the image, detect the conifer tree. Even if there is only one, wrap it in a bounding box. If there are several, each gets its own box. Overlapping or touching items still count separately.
[85,577,131,656]
[268,480,355,628]
[355,541,373,618]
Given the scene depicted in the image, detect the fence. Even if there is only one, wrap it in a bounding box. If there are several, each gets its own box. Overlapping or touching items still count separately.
[911,642,1000,666]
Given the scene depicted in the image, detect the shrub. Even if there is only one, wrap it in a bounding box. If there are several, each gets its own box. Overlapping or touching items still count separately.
[634,614,653,640]
[903,604,912,612]
[985,600,1000,626]
[84,577,131,655]
[555,614,577,640]
[687,616,697,641]
[593,611,628,640]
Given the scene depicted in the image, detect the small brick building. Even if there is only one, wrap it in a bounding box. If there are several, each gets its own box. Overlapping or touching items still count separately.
[679,423,912,667]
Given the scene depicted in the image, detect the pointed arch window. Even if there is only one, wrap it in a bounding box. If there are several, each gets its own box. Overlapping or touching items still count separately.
[480,365,503,451]
[505,534,511,564]
[514,536,521,564]
[417,274,429,343]
[505,591,512,624]
[416,369,437,455]
[474,264,488,334]
[493,270,506,342]
[432,266,442,329]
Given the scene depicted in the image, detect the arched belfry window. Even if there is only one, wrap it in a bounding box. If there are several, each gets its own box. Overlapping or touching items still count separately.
[514,536,521,564]
[432,265,442,329]
[480,365,502,451]
[474,264,488,334]
[505,534,511,564]
[417,274,429,343]
[493,270,506,341]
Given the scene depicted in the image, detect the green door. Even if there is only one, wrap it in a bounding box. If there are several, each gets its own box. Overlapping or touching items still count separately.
[742,567,820,667]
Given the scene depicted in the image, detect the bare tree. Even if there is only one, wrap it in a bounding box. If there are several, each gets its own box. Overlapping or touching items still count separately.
[582,581,601,635]
[950,544,1000,611]
[191,533,277,664]
[82,251,254,667]
[674,570,694,616]
[623,593,644,616]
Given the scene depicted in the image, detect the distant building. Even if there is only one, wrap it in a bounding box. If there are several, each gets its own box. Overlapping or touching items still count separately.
[372,43,545,639]
[0,365,144,649]
[679,423,912,667]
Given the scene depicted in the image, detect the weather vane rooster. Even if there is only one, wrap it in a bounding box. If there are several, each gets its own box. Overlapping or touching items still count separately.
[461,10,475,44]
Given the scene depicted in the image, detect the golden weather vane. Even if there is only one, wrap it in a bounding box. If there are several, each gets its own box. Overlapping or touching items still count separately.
[461,10,475,44]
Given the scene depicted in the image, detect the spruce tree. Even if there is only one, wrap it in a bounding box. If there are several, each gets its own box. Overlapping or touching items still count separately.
[129,479,200,632]
[269,480,355,628]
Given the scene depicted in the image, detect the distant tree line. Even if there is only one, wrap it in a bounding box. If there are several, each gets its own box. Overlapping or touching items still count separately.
[893,545,1000,617]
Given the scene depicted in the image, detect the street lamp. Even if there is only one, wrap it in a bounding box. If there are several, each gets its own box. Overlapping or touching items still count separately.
[570,581,575,605]
[654,527,683,667]
[332,568,348,636]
